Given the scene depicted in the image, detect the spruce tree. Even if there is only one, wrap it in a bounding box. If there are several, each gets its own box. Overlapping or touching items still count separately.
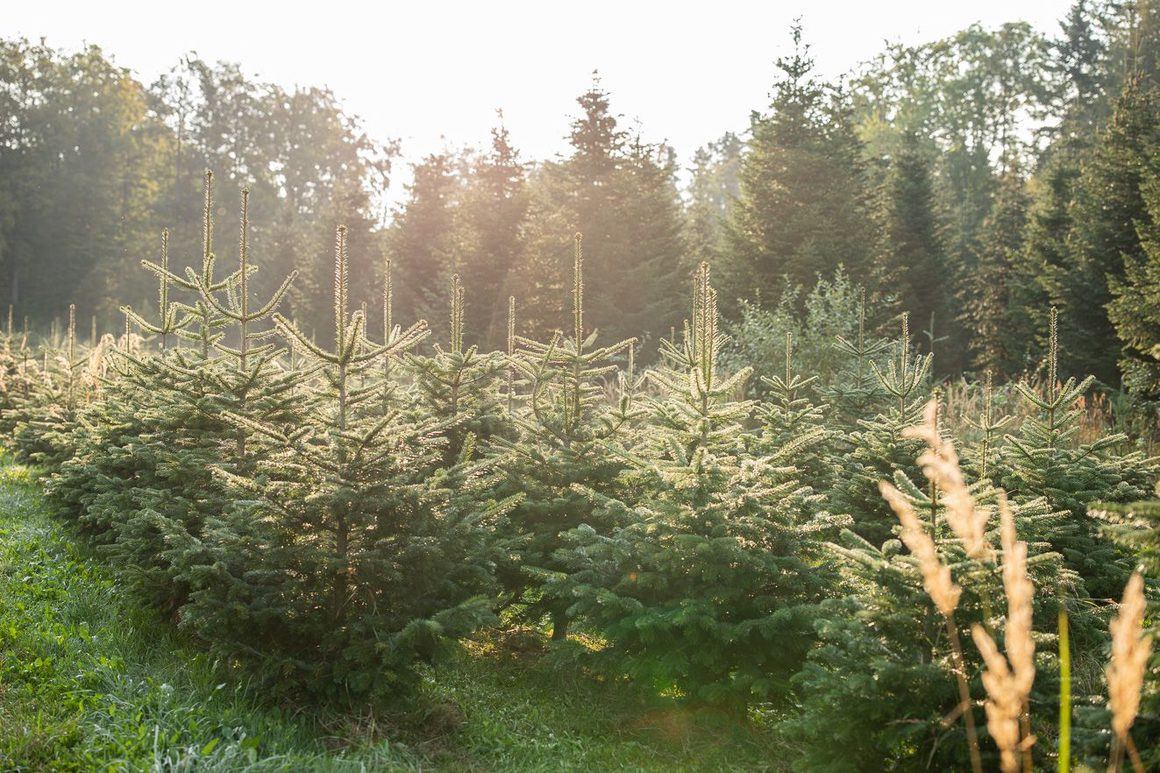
[830,313,932,546]
[873,131,947,342]
[1001,308,1157,598]
[406,273,510,466]
[815,288,892,430]
[755,331,835,496]
[723,23,874,314]
[179,225,499,700]
[389,152,462,337]
[964,162,1032,376]
[1051,76,1159,384]
[6,303,91,467]
[686,132,742,268]
[786,401,1073,771]
[494,233,639,640]
[517,79,687,346]
[457,119,529,351]
[553,263,839,712]
[1108,162,1160,395]
[48,179,301,612]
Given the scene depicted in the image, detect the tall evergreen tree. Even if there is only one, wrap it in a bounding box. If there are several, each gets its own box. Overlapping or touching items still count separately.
[686,132,742,268]
[1052,0,1113,137]
[963,162,1031,376]
[1107,126,1160,395]
[1051,76,1159,384]
[458,119,528,351]
[873,132,946,348]
[388,152,462,339]
[724,24,874,315]
[519,79,686,346]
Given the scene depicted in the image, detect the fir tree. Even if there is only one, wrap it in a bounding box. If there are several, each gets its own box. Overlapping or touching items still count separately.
[389,152,462,338]
[787,401,1074,771]
[1052,0,1112,136]
[1001,308,1157,598]
[406,273,510,466]
[1051,76,1159,384]
[964,162,1032,376]
[553,263,840,712]
[1017,142,1082,366]
[494,233,639,640]
[181,225,498,700]
[519,79,686,347]
[830,313,932,546]
[686,132,742,268]
[873,131,947,341]
[48,179,300,613]
[6,303,105,467]
[755,331,835,495]
[1108,162,1160,395]
[813,287,892,429]
[457,118,529,350]
[723,23,874,314]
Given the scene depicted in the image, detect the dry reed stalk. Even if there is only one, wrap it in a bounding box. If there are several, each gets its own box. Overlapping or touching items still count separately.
[970,492,1036,773]
[904,400,991,560]
[1107,573,1152,773]
[879,479,982,773]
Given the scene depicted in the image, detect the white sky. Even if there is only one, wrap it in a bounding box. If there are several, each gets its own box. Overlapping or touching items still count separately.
[7,1,1073,199]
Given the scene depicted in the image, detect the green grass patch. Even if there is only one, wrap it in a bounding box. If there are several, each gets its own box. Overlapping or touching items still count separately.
[0,462,785,771]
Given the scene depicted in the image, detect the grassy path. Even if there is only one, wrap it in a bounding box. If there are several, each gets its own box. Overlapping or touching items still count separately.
[0,461,782,771]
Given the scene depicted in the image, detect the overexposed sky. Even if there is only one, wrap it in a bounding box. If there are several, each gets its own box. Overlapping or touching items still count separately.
[7,1,1073,190]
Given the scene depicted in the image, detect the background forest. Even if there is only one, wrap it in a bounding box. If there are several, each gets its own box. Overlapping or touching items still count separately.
[1,2,1160,772]
[0,1,1157,393]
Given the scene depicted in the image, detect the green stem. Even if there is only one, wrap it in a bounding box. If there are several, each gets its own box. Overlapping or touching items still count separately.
[1059,604,1070,773]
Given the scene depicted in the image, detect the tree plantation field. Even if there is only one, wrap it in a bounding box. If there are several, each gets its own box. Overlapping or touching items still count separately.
[1,3,1160,772]
[0,460,780,770]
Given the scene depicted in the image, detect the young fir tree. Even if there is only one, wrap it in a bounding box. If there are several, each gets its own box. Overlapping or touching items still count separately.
[754,331,835,496]
[405,273,510,466]
[1095,483,1160,748]
[785,401,1074,772]
[815,289,892,431]
[184,225,499,700]
[6,303,97,467]
[829,312,932,546]
[494,233,639,640]
[0,307,34,436]
[48,180,301,612]
[551,263,840,713]
[959,373,1015,489]
[1001,307,1157,598]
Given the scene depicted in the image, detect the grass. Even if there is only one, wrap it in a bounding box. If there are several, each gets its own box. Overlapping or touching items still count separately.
[0,459,783,771]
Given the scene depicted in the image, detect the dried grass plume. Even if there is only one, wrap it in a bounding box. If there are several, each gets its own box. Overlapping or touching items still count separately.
[1107,572,1153,770]
[970,493,1036,773]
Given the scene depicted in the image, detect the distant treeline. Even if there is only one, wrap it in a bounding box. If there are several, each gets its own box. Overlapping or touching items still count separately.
[1,1,1158,391]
